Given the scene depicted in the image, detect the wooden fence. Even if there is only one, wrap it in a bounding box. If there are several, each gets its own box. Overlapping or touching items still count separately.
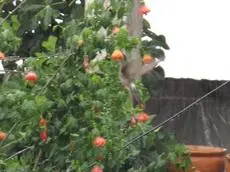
[145,77,230,150]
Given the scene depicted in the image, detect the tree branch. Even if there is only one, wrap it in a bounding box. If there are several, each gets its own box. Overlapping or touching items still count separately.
[0,0,26,26]
[33,148,42,171]
[5,146,33,161]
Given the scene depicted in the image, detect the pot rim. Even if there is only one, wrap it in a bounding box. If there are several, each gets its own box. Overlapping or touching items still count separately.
[186,145,227,156]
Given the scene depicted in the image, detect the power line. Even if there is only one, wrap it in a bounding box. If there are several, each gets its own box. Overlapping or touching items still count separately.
[123,80,230,147]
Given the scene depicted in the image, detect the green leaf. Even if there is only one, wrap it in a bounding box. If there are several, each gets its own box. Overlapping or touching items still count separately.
[143,18,151,29]
[0,159,5,166]
[30,4,60,30]
[114,28,129,48]
[21,99,36,114]
[20,4,45,12]
[97,27,107,40]
[143,28,170,50]
[48,143,58,159]
[10,15,20,32]
[117,7,126,19]
[82,28,93,39]
[42,36,57,52]
[70,133,79,137]
[43,6,56,28]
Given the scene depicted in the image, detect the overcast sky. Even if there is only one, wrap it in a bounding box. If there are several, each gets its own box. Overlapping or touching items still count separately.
[1,1,230,80]
[145,0,230,80]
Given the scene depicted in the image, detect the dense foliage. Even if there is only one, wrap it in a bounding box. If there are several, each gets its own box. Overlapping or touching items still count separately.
[1,0,85,56]
[0,0,190,171]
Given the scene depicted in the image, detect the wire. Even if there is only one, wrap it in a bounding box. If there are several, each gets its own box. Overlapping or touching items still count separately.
[3,53,67,60]
[123,80,230,148]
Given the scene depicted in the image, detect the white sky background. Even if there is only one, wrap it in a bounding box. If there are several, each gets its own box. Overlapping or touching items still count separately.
[145,0,230,80]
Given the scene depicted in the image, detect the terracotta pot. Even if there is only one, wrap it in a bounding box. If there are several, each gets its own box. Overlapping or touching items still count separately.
[226,154,230,172]
[169,145,226,172]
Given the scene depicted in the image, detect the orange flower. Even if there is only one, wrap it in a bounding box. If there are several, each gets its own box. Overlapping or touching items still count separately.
[143,55,153,64]
[111,50,124,61]
[24,71,38,82]
[40,131,47,142]
[0,52,5,60]
[0,131,6,141]
[91,165,103,172]
[136,113,150,123]
[139,5,151,15]
[112,27,120,34]
[39,117,47,126]
[93,136,106,147]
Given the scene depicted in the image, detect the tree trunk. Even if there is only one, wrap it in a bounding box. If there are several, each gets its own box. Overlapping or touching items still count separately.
[126,1,143,61]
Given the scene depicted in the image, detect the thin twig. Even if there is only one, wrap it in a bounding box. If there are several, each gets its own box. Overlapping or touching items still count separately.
[51,2,65,7]
[0,138,22,150]
[5,146,33,161]
[7,122,19,136]
[68,0,76,7]
[33,148,42,171]
[0,0,26,26]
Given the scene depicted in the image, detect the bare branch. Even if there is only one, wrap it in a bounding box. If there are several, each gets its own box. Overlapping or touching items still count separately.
[5,146,33,161]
